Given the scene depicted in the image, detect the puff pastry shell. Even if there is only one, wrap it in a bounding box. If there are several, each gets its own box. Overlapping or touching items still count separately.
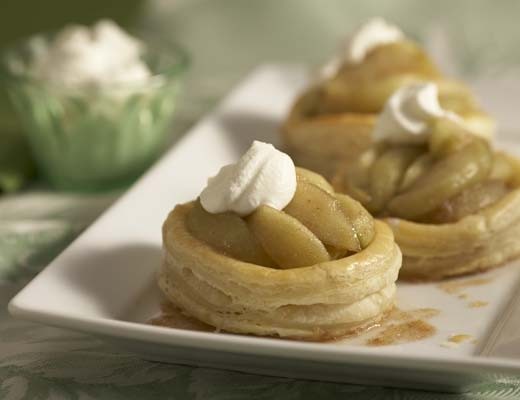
[388,188,520,280]
[159,202,402,340]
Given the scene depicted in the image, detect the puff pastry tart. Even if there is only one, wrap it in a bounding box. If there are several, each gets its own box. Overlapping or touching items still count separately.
[282,18,495,179]
[333,84,520,281]
[159,141,401,340]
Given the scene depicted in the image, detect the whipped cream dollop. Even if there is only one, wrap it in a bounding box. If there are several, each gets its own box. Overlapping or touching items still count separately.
[320,17,404,79]
[30,20,151,89]
[373,82,460,144]
[345,17,404,64]
[200,141,297,216]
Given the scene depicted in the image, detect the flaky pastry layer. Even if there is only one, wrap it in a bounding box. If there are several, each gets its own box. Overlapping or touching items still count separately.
[386,189,520,280]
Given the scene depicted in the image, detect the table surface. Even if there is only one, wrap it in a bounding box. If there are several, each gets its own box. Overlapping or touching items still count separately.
[3,0,520,398]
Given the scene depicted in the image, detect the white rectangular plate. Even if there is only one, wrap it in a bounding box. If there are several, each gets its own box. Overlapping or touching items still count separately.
[9,65,520,392]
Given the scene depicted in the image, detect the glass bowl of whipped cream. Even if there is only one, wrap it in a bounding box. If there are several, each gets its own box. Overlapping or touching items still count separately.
[0,20,189,191]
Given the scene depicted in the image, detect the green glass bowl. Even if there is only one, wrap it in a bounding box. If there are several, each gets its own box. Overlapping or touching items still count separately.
[0,33,189,191]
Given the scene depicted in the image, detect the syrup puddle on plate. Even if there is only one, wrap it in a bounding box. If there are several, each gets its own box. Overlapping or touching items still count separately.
[437,278,492,295]
[440,333,475,348]
[363,308,439,347]
[148,302,440,347]
[437,276,491,311]
[449,334,473,343]
[468,300,488,308]
[148,302,214,332]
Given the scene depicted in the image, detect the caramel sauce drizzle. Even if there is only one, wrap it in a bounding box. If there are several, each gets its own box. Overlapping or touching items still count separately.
[441,333,475,348]
[468,300,488,308]
[148,302,213,332]
[448,334,473,344]
[365,308,439,347]
[148,302,440,347]
[437,278,492,295]
[437,277,491,310]
[366,320,435,346]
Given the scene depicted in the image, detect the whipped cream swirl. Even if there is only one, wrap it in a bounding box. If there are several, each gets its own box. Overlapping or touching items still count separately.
[345,17,404,64]
[320,17,404,79]
[30,20,151,89]
[373,82,460,144]
[200,141,297,216]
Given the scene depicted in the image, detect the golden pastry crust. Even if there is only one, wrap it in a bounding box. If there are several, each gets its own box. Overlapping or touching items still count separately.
[387,189,520,281]
[160,202,402,340]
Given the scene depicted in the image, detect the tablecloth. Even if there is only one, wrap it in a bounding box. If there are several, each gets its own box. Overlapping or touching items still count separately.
[3,0,520,398]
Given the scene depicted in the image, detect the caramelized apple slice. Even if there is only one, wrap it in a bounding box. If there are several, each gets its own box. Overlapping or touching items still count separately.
[368,146,422,213]
[364,40,440,78]
[502,153,520,187]
[341,179,372,205]
[187,201,274,266]
[425,180,509,223]
[399,153,434,192]
[247,205,330,268]
[284,181,361,251]
[296,167,334,193]
[489,152,514,183]
[388,139,493,220]
[335,193,375,249]
[332,150,375,205]
[337,41,439,81]
[438,85,478,115]
[320,41,440,113]
[429,117,472,158]
[325,245,349,260]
